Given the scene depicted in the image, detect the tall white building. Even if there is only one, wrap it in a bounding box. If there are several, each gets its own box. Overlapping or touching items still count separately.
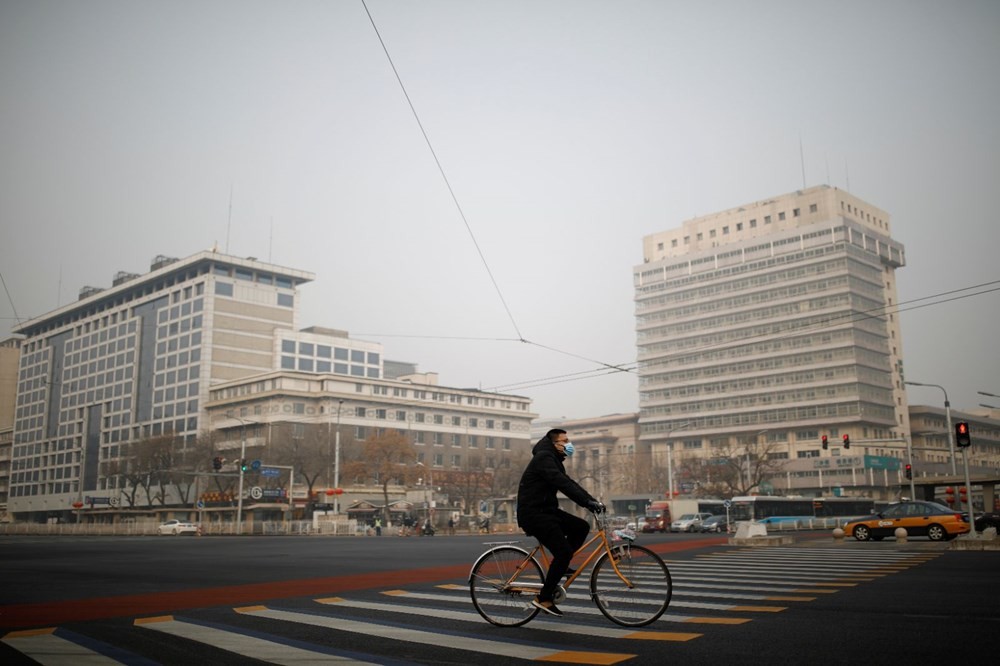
[634,186,909,483]
[9,250,534,521]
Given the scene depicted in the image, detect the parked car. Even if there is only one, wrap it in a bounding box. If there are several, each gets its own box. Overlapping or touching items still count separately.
[670,512,713,533]
[699,515,731,533]
[843,500,969,542]
[974,512,1000,533]
[158,519,198,536]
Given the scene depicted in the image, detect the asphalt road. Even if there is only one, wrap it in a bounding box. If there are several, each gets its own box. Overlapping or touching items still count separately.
[1,531,998,664]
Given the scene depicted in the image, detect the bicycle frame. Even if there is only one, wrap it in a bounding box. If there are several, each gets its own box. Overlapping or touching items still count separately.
[497,515,635,594]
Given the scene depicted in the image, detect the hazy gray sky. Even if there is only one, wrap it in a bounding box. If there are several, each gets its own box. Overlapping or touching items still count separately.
[2,1,998,420]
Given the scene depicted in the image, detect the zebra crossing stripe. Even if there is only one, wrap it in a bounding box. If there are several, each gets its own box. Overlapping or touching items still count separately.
[316,597,701,642]
[134,614,379,665]
[2,627,123,665]
[236,605,635,664]
[381,589,752,625]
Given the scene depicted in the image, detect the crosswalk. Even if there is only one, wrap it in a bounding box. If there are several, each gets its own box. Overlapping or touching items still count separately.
[2,546,938,665]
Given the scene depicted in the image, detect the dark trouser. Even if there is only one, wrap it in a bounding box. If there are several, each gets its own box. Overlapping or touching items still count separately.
[519,509,590,602]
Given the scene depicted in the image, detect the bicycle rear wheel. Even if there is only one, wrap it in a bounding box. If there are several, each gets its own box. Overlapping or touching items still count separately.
[591,543,671,627]
[469,545,543,627]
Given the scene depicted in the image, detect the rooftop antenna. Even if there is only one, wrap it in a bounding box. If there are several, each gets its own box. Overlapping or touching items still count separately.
[798,134,806,189]
[825,154,831,186]
[224,184,233,254]
[845,159,851,192]
[268,217,274,263]
[57,264,62,308]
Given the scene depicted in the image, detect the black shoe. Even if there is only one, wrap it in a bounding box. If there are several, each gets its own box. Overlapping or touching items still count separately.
[532,597,564,617]
[564,567,577,578]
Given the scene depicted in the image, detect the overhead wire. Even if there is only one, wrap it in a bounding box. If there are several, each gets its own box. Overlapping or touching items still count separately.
[360,0,524,342]
[487,279,1000,393]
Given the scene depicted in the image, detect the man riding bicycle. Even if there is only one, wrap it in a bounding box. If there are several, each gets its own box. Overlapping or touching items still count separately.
[516,428,604,617]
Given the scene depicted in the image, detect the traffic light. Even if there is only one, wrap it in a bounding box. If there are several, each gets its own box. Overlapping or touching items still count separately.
[904,463,912,480]
[240,459,249,473]
[821,435,828,450]
[212,456,222,471]
[955,422,971,448]
[842,434,850,449]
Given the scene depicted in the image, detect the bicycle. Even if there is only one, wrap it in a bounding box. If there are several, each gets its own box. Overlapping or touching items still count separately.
[468,508,672,627]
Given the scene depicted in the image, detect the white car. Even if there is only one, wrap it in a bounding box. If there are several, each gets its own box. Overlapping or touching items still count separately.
[670,512,713,532]
[158,519,199,536]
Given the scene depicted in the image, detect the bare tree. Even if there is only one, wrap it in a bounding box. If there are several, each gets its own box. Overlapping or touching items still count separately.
[348,429,415,520]
[677,438,788,497]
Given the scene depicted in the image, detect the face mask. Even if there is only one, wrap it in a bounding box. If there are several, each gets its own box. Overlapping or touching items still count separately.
[563,441,575,457]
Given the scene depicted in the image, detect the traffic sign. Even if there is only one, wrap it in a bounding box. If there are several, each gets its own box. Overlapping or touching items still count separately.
[261,467,280,477]
[250,486,263,500]
[196,500,205,509]
[723,499,732,509]
[251,459,262,472]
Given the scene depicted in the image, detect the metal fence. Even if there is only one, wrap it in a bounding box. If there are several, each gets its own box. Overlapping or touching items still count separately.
[0,518,362,537]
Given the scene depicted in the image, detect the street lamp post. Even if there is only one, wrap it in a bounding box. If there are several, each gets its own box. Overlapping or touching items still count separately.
[227,414,250,535]
[334,399,343,514]
[905,381,957,475]
[666,422,691,505]
[416,461,434,523]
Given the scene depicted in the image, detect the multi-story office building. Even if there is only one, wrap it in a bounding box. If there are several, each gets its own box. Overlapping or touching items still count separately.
[8,250,534,521]
[634,186,910,482]
[0,336,22,521]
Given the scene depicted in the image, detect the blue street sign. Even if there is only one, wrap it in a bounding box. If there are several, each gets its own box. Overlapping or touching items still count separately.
[261,467,280,477]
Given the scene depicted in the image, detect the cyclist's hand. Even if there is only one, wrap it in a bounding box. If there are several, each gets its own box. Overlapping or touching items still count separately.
[587,500,606,513]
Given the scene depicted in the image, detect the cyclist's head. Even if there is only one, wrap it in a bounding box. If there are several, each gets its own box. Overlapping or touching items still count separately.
[548,429,572,457]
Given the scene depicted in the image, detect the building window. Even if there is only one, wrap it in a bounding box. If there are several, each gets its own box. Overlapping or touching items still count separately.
[696,232,703,241]
[793,208,800,217]
[215,282,233,297]
[736,223,742,231]
[809,203,818,213]
[778,211,786,221]
[750,219,757,228]
[657,242,664,250]
[764,215,771,224]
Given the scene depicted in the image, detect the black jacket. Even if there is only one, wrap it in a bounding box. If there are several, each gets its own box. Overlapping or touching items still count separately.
[516,435,595,526]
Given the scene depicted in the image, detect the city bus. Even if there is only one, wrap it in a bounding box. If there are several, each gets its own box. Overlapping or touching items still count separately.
[729,496,876,527]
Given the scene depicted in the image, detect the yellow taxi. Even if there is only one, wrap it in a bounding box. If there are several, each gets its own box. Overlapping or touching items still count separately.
[843,500,969,542]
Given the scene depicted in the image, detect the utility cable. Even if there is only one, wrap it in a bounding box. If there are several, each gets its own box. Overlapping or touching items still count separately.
[360,0,524,341]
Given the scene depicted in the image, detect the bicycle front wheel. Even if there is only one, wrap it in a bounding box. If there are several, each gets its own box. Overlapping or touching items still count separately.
[469,545,543,627]
[591,543,672,627]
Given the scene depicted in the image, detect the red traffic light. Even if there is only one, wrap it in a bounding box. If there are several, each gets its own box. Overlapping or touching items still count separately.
[955,422,971,448]
[904,463,912,480]
[821,435,828,450]
[842,434,850,449]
